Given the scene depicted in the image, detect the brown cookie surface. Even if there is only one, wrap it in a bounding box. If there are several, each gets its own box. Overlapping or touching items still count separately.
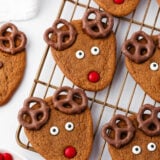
[51,20,116,91]
[124,35,160,102]
[18,87,93,160]
[0,23,26,106]
[94,0,140,17]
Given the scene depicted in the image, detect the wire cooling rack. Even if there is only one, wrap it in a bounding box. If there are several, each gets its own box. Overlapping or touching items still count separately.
[16,0,160,159]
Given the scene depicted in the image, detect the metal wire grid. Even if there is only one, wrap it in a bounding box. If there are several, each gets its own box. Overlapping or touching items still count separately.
[16,0,160,159]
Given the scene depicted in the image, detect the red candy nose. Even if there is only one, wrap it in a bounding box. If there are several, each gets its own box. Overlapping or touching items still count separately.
[64,146,77,158]
[113,0,124,4]
[88,71,100,83]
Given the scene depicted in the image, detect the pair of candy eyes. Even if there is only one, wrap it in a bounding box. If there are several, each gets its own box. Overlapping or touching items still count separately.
[132,142,156,155]
[50,122,74,136]
[76,46,100,59]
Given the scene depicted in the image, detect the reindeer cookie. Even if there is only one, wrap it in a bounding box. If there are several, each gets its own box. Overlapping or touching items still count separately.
[18,86,93,160]
[94,0,140,17]
[102,104,160,160]
[0,23,27,106]
[121,31,160,102]
[44,8,116,91]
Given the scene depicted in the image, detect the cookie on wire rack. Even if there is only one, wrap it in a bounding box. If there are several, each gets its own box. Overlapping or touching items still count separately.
[18,86,93,160]
[102,104,160,160]
[121,31,160,102]
[94,0,140,17]
[44,8,116,91]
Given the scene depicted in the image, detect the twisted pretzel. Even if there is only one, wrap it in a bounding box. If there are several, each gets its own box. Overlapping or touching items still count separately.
[121,31,155,64]
[52,86,88,114]
[101,114,135,148]
[0,23,27,54]
[137,104,160,136]
[18,97,50,130]
[82,8,113,38]
[44,19,77,51]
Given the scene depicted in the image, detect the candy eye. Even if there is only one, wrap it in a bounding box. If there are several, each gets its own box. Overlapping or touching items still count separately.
[150,62,159,71]
[147,142,156,151]
[75,50,85,59]
[50,126,59,136]
[91,46,100,55]
[65,122,74,131]
[132,145,141,155]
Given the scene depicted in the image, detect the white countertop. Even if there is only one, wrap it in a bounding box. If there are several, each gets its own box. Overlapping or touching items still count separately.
[0,0,62,159]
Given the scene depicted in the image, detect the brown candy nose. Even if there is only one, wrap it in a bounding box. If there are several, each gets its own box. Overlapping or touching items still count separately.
[88,71,100,83]
[64,146,77,158]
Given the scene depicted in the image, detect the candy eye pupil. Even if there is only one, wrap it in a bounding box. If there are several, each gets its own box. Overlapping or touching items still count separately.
[53,129,56,132]
[135,148,139,151]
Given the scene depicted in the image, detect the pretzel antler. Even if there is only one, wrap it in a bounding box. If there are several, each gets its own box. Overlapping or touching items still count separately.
[44,19,77,51]
[82,8,113,38]
[0,23,27,54]
[52,86,88,114]
[18,97,50,130]
[101,114,135,148]
[121,31,155,64]
[137,104,160,136]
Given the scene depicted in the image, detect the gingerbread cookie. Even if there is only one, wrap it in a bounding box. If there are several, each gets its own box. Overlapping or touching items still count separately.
[44,8,116,91]
[94,0,140,17]
[0,23,27,106]
[18,86,93,160]
[121,31,160,102]
[102,104,160,160]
